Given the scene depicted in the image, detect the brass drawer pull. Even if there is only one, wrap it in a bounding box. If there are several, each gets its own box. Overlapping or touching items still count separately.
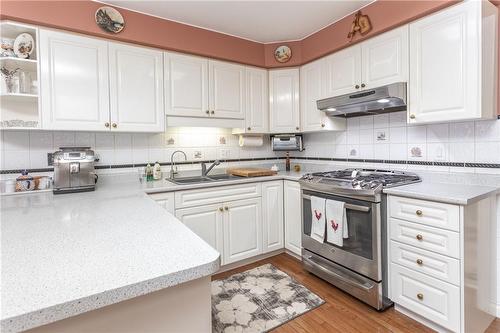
[206,110,210,114]
[211,110,215,115]
[218,207,223,212]
[224,206,229,211]
[355,84,360,89]
[416,259,423,265]
[409,114,416,119]
[417,293,424,300]
[112,123,117,128]
[416,210,423,216]
[416,234,423,241]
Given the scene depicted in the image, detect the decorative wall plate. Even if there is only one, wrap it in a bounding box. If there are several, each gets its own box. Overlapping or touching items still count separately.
[13,33,34,59]
[95,6,125,33]
[274,45,292,63]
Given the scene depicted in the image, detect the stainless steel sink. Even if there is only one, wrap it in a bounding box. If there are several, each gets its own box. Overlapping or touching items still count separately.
[167,174,239,185]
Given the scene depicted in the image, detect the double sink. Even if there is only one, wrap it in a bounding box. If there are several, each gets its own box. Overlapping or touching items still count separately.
[167,174,240,185]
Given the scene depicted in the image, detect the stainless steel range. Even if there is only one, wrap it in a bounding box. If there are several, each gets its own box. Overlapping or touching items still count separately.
[299,168,420,310]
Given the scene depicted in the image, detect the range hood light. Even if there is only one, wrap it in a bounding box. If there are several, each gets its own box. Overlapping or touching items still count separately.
[327,107,336,111]
[377,98,390,103]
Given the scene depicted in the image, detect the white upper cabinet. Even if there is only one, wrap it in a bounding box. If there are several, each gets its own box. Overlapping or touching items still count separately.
[408,0,498,124]
[40,29,110,131]
[236,67,268,133]
[269,68,300,133]
[300,59,346,132]
[324,45,362,97]
[164,52,209,118]
[109,43,164,132]
[361,25,408,90]
[209,60,245,119]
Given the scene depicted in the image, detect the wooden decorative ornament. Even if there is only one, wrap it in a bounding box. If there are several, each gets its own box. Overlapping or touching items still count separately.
[347,10,372,41]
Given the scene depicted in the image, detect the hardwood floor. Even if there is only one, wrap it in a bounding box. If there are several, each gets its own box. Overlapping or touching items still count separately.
[213,253,500,333]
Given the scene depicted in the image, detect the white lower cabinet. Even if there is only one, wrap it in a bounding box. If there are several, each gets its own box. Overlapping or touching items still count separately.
[223,198,262,264]
[175,203,224,256]
[388,194,496,333]
[149,192,175,214]
[262,181,284,253]
[284,180,302,256]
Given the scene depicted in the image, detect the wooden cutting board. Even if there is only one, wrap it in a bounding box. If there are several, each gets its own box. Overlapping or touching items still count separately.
[227,167,277,177]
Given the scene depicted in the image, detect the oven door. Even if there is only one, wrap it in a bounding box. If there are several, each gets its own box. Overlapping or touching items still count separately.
[302,189,382,281]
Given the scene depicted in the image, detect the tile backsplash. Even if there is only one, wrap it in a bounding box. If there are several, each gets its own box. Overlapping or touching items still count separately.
[0,127,276,170]
[300,112,500,168]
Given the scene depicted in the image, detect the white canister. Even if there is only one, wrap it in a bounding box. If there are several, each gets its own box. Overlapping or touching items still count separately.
[3,180,16,193]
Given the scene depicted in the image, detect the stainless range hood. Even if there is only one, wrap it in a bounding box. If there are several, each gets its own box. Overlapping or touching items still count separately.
[317,82,407,118]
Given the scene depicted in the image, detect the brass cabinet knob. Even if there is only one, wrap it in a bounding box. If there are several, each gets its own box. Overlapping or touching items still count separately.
[355,84,360,89]
[218,207,224,212]
[409,114,416,119]
[417,293,424,300]
[224,206,229,211]
[112,123,117,128]
[416,259,423,265]
[247,127,251,131]
[295,126,300,130]
[105,122,110,128]
[416,234,423,241]
[206,110,210,114]
[416,210,423,216]
[361,83,366,88]
[211,110,215,115]
[321,123,325,128]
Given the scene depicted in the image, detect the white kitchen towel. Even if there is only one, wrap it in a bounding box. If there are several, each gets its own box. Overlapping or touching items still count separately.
[326,199,348,247]
[310,196,326,243]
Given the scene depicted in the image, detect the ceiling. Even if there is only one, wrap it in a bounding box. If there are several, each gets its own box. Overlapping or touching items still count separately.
[97,1,374,43]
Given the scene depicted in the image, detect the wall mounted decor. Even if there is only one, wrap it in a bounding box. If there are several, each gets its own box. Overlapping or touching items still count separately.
[347,10,372,41]
[13,33,34,59]
[274,45,292,63]
[95,6,125,33]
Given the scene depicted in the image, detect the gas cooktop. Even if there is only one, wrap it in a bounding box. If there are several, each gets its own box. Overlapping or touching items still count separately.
[299,168,421,200]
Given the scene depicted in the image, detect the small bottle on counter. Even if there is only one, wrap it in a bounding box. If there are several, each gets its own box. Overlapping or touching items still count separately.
[285,152,291,172]
[153,162,162,180]
[146,163,153,182]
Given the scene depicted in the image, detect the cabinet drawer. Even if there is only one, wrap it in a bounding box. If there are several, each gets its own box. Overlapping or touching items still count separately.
[389,196,460,232]
[390,241,460,286]
[390,264,460,332]
[175,183,261,208]
[390,218,460,258]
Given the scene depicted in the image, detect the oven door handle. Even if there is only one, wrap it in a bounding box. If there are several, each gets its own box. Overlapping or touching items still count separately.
[302,194,371,213]
[303,255,374,291]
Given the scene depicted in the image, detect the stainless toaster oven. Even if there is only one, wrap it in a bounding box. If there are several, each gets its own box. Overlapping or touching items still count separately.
[53,147,98,194]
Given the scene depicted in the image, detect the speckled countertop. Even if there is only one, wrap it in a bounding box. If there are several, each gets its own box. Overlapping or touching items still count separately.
[383,181,499,205]
[2,165,498,332]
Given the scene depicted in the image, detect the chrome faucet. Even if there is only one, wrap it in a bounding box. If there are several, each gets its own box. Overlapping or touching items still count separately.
[169,150,187,179]
[201,160,220,177]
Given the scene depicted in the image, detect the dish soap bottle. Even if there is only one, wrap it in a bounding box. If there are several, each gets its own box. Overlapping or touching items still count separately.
[285,152,291,172]
[146,163,153,182]
[153,162,162,180]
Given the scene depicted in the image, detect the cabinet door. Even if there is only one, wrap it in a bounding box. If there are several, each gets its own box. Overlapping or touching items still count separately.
[109,43,164,132]
[164,52,209,118]
[262,181,284,253]
[361,25,409,90]
[149,192,175,214]
[209,60,245,119]
[324,45,362,97]
[223,198,262,264]
[269,68,300,133]
[245,67,269,133]
[408,1,480,123]
[300,59,346,132]
[175,204,224,260]
[284,181,302,256]
[39,29,110,131]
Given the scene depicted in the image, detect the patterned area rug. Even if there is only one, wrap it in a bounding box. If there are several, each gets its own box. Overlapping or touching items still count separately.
[211,264,325,333]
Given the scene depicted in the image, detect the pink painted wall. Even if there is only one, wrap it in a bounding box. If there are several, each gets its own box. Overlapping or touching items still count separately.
[0,0,265,66]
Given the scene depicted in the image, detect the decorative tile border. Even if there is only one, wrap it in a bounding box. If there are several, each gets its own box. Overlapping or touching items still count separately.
[1,156,500,175]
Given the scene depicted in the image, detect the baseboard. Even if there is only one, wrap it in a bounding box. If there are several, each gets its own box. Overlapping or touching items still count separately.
[216,249,285,274]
